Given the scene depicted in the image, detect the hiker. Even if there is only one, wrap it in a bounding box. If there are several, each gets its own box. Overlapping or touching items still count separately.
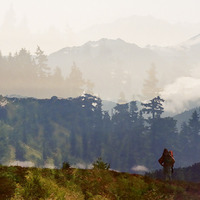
[158,148,175,180]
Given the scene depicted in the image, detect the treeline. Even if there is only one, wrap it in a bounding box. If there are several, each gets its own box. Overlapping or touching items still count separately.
[0,47,93,98]
[0,94,200,172]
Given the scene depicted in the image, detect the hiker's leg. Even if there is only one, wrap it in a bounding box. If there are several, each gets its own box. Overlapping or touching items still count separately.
[164,167,171,181]
[163,168,168,180]
[168,167,172,181]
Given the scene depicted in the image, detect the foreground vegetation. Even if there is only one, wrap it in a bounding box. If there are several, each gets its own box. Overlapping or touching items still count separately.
[148,162,200,183]
[0,165,200,200]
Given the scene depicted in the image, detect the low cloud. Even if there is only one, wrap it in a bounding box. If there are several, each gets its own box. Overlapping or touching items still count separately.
[9,161,35,167]
[131,165,149,172]
[44,163,55,169]
[71,163,93,169]
[161,76,200,114]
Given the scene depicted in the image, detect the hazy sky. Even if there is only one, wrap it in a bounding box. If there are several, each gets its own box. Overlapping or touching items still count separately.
[1,0,200,54]
[1,0,200,32]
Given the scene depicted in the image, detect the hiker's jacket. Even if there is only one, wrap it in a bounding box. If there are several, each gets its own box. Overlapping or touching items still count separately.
[158,153,175,167]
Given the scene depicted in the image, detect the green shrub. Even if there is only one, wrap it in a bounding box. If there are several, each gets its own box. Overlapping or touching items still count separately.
[92,157,110,170]
[0,176,16,199]
[62,161,71,170]
[23,171,46,199]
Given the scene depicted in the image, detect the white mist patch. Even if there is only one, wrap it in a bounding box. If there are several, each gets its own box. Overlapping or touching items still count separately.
[44,163,55,169]
[161,76,200,114]
[92,102,97,107]
[0,98,8,107]
[131,165,149,172]
[9,161,35,167]
[71,163,93,169]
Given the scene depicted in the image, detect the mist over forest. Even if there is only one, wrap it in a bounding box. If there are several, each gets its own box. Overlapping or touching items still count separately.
[1,37,200,115]
[0,46,93,99]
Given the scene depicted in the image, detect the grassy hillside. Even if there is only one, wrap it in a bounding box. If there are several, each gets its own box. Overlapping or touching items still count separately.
[148,162,200,183]
[0,165,200,200]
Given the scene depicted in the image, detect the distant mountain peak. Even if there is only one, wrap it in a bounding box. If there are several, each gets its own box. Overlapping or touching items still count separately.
[190,33,200,41]
[50,38,140,57]
[181,33,200,47]
[84,38,130,46]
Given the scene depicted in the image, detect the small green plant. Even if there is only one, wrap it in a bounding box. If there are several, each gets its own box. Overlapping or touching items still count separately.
[92,157,110,170]
[62,161,71,170]
[22,170,46,199]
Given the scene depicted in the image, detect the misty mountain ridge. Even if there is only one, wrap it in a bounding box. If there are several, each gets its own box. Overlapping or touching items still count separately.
[48,38,157,101]
[77,15,200,48]
[2,11,200,55]
[181,33,200,47]
[48,36,200,114]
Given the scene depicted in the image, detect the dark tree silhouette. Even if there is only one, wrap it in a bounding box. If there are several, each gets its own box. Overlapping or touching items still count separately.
[142,96,164,119]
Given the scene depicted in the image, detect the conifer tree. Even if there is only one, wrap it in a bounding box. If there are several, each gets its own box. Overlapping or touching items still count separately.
[66,62,85,97]
[35,46,50,77]
[142,96,164,119]
[188,110,200,136]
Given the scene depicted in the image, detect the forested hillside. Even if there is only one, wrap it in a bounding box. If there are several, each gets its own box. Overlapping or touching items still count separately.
[0,94,200,172]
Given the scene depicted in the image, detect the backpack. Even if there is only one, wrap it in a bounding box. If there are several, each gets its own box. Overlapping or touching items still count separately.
[169,150,173,157]
[163,151,175,167]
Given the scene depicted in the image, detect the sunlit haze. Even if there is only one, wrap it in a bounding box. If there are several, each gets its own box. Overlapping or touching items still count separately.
[1,0,200,54]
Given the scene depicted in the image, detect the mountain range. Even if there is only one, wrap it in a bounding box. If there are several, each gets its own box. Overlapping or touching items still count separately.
[48,34,200,114]
[77,15,200,48]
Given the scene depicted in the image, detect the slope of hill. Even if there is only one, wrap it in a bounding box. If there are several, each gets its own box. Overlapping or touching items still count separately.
[181,33,200,47]
[149,162,200,183]
[179,33,200,65]
[173,107,198,130]
[1,165,200,200]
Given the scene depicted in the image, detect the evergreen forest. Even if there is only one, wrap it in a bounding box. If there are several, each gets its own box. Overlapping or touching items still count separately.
[0,93,200,173]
